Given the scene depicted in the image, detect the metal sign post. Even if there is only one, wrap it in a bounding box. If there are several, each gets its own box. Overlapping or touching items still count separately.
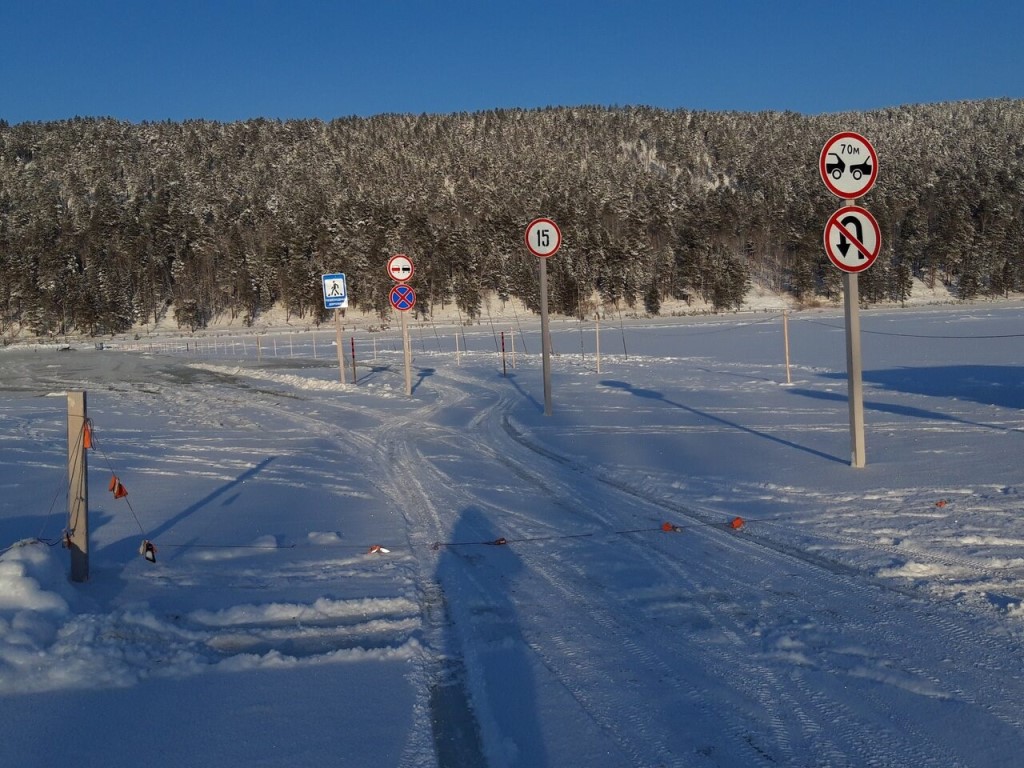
[842,273,866,467]
[525,218,562,416]
[401,310,412,396]
[819,132,879,468]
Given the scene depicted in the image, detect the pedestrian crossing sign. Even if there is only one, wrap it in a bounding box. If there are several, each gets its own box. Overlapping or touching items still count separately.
[322,273,348,309]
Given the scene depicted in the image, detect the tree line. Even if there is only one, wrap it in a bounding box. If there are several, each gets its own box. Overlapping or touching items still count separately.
[1,99,1022,337]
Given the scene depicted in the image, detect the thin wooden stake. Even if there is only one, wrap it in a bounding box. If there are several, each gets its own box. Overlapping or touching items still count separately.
[67,392,89,583]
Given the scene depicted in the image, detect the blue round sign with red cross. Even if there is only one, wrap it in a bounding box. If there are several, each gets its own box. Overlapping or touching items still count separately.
[390,283,416,311]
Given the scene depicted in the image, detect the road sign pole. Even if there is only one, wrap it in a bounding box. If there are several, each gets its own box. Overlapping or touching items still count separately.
[334,309,347,387]
[820,132,877,469]
[843,271,867,468]
[539,258,553,416]
[401,309,412,397]
[525,218,560,417]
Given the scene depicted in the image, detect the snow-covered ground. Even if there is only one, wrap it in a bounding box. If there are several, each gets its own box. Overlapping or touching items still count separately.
[2,301,1023,767]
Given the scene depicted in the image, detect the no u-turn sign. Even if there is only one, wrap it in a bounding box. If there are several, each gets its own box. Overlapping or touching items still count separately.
[823,206,881,273]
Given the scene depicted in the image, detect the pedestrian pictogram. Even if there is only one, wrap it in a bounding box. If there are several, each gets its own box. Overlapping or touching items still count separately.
[387,254,414,282]
[322,273,348,309]
[819,132,878,199]
[390,283,416,311]
[823,206,881,273]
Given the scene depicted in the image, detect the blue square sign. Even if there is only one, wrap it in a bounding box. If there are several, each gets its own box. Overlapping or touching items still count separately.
[322,273,348,309]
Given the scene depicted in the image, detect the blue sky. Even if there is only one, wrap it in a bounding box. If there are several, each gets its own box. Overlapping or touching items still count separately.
[2,0,1022,124]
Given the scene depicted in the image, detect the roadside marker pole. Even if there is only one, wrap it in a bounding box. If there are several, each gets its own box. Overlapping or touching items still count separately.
[67,392,89,582]
[350,337,357,384]
[783,309,792,385]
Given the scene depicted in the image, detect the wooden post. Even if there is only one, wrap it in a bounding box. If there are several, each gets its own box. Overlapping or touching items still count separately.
[595,313,601,375]
[67,392,89,583]
[783,309,792,385]
[334,309,347,386]
[350,336,357,384]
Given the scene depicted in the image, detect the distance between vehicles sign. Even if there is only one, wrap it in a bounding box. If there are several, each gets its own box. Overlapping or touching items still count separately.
[819,132,878,199]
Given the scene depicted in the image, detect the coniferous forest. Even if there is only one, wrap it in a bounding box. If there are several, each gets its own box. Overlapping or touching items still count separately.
[1,100,1022,337]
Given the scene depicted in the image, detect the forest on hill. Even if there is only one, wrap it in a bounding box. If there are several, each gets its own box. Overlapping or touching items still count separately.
[1,99,1022,337]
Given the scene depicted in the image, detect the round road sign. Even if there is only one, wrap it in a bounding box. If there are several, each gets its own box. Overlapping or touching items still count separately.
[823,206,881,273]
[819,132,878,199]
[387,254,415,282]
[525,218,562,258]
[390,283,416,311]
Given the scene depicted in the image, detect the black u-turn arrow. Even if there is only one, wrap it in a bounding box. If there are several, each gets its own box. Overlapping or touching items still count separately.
[837,215,866,259]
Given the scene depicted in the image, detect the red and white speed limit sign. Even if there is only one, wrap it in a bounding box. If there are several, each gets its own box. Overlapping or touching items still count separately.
[525,218,562,258]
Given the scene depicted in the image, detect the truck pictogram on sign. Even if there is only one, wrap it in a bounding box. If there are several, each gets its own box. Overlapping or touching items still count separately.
[819,132,878,199]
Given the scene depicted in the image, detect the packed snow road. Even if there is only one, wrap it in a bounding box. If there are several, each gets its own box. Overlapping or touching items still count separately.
[365,363,1024,767]
[3,308,1024,768]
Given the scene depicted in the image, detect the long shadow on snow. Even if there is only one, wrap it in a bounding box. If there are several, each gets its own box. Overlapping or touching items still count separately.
[411,366,435,395]
[817,365,1024,412]
[96,456,276,563]
[434,506,544,767]
[601,379,846,465]
[504,372,542,412]
[791,388,1020,433]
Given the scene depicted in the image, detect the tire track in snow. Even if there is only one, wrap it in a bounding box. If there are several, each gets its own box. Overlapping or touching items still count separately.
[417,366,1024,765]
[391,389,807,764]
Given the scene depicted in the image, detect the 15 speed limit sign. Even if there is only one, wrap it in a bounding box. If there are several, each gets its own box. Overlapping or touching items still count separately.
[525,218,562,258]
